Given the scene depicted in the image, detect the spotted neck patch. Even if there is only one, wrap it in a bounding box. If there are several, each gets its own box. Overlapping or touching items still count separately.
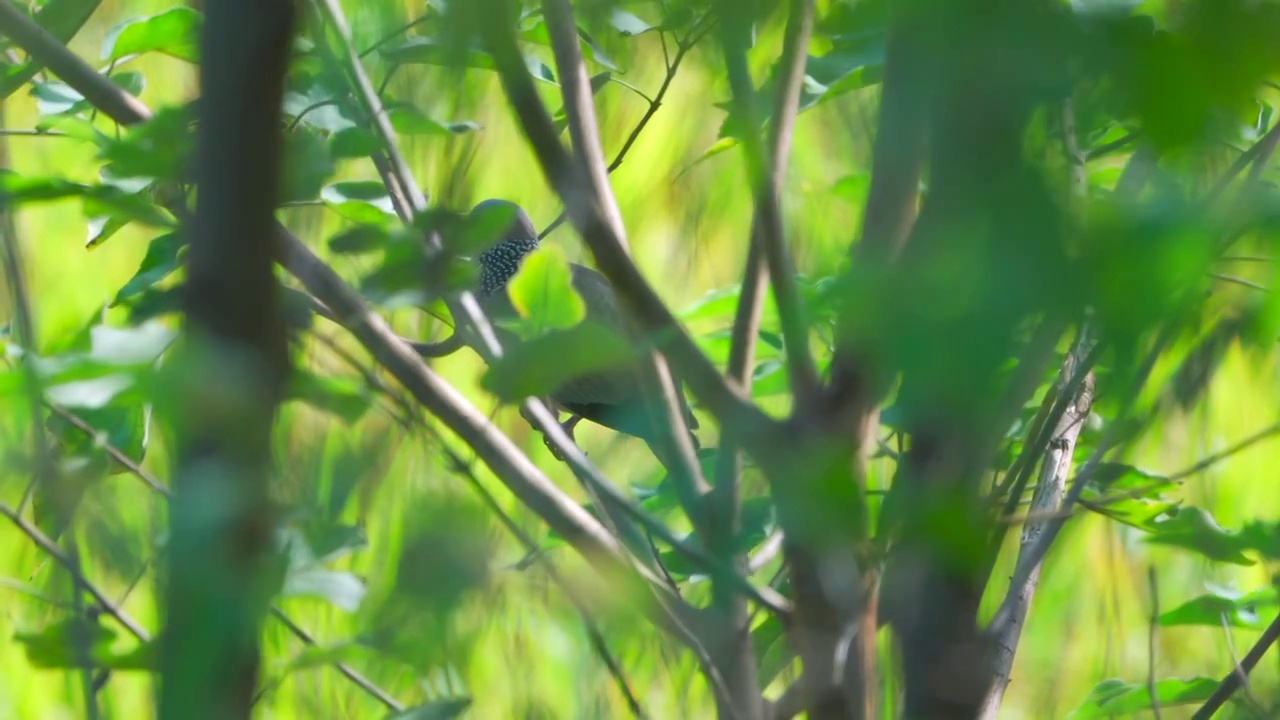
[478,238,540,295]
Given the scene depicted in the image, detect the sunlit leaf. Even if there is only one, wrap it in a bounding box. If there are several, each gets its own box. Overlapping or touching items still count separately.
[505,245,586,334]
[1145,507,1255,565]
[102,7,203,63]
[481,322,634,403]
[1068,677,1217,718]
[609,9,654,36]
[1159,584,1278,628]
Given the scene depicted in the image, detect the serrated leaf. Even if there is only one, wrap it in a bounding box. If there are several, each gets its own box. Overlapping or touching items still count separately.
[1145,507,1255,565]
[102,7,203,63]
[505,245,585,334]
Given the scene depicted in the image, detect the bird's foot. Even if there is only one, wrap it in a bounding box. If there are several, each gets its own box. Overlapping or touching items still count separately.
[544,415,583,462]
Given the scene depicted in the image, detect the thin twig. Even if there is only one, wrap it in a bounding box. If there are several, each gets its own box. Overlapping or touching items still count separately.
[1210,273,1269,292]
[0,503,150,642]
[717,0,819,404]
[990,326,1173,635]
[538,15,715,240]
[1219,613,1268,716]
[476,0,774,451]
[1148,566,1162,720]
[50,396,404,711]
[708,0,813,713]
[1191,612,1280,719]
[441,445,647,719]
[1168,422,1280,481]
[1202,119,1280,208]
[542,0,709,542]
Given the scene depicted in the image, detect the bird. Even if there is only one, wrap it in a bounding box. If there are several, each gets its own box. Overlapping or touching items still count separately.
[455,198,700,458]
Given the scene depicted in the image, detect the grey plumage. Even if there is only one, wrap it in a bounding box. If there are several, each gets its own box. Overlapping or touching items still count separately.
[467,199,699,448]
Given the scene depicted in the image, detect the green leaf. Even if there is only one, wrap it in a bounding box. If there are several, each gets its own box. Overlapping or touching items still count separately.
[99,104,194,181]
[329,126,381,159]
[752,615,791,687]
[378,37,495,70]
[386,102,480,136]
[609,9,654,36]
[737,497,776,553]
[102,7,203,63]
[14,617,155,671]
[48,403,151,474]
[281,567,366,612]
[279,641,372,675]
[30,81,85,116]
[108,71,146,98]
[282,126,337,203]
[113,231,185,304]
[328,224,389,255]
[505,245,585,334]
[1159,584,1278,628]
[16,322,174,411]
[1145,507,1255,565]
[276,526,368,612]
[480,322,635,403]
[286,370,372,425]
[386,698,472,720]
[1068,677,1217,718]
[1081,462,1180,532]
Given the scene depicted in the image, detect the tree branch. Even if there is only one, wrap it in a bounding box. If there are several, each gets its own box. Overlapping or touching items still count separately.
[541,0,710,542]
[978,334,1095,719]
[717,0,820,404]
[474,0,778,450]
[1191,612,1280,720]
[0,0,718,659]
[0,502,150,642]
[709,0,815,716]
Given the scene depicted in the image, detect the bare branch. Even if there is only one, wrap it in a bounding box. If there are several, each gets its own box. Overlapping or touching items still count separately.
[1167,422,1280,481]
[0,502,150,642]
[540,0,708,539]
[0,0,723,660]
[538,15,716,240]
[717,0,820,404]
[52,404,405,712]
[1191,612,1280,720]
[709,0,815,716]
[474,1,777,448]
[978,334,1095,719]
[441,445,647,719]
[1147,566,1163,720]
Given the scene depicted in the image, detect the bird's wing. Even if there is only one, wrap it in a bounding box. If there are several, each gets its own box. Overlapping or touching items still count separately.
[566,263,700,430]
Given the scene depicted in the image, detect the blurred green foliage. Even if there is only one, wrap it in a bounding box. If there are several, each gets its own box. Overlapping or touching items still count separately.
[2,0,1280,718]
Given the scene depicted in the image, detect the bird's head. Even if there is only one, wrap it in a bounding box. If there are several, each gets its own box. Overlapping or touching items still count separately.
[471,199,539,296]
